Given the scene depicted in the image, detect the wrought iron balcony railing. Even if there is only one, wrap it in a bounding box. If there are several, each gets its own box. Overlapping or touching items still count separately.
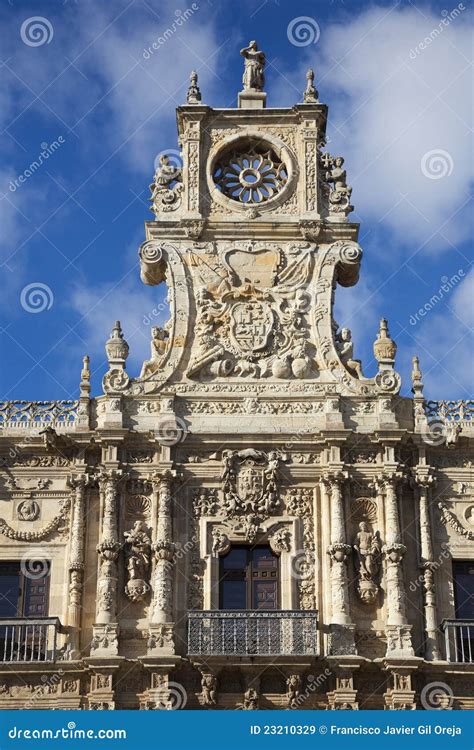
[188,610,318,657]
[0,618,61,663]
[441,619,474,663]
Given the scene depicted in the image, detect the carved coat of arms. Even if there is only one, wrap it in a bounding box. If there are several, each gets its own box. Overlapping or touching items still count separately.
[221,449,280,517]
[229,301,274,355]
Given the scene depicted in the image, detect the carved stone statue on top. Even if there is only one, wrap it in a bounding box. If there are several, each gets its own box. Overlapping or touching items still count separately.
[336,327,364,379]
[240,41,265,91]
[124,520,152,602]
[353,521,382,605]
[140,326,169,379]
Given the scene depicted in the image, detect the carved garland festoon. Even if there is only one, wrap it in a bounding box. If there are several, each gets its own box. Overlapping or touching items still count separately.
[0,499,70,541]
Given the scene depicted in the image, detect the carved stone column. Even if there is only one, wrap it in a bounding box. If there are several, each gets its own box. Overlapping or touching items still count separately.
[67,473,88,657]
[375,471,414,656]
[322,470,355,655]
[148,470,176,654]
[91,468,126,656]
[413,467,440,661]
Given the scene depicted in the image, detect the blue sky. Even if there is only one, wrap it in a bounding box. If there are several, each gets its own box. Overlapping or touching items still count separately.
[0,0,472,402]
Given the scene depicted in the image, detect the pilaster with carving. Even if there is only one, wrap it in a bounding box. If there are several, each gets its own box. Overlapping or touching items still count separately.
[412,466,440,661]
[67,473,89,656]
[374,471,414,656]
[92,468,126,655]
[322,470,355,654]
[148,470,176,654]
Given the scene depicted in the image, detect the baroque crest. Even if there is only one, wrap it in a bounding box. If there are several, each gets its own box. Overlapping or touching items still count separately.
[221,448,281,518]
[187,243,315,380]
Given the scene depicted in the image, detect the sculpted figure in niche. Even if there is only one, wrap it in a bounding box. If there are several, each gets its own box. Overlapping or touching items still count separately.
[336,327,364,379]
[140,326,169,378]
[240,41,265,90]
[353,522,381,581]
[124,521,152,602]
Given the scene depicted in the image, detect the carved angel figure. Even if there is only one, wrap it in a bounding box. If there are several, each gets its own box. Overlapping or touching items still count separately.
[140,326,169,379]
[153,154,182,188]
[240,41,265,91]
[326,156,351,195]
[336,327,364,379]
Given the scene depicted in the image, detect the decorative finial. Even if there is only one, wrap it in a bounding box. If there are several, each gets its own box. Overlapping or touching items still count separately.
[79,355,91,399]
[103,321,130,394]
[303,68,318,103]
[411,355,424,397]
[187,70,202,104]
[373,318,397,364]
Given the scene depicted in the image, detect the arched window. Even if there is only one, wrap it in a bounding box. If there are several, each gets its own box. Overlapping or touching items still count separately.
[219,545,279,610]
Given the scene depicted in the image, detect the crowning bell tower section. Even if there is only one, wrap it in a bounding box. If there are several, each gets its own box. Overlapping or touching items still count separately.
[0,41,472,712]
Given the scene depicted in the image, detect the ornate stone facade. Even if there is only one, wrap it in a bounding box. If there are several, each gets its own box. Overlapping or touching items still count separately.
[0,43,472,711]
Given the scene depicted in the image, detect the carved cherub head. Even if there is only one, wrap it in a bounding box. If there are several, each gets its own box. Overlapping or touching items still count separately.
[340,327,352,342]
[334,156,345,167]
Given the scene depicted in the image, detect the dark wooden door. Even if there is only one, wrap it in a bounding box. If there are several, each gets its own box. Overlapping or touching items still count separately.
[219,545,279,610]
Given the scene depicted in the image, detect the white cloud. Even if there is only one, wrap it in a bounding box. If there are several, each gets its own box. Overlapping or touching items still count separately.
[271,5,473,251]
[68,273,170,380]
[409,267,474,396]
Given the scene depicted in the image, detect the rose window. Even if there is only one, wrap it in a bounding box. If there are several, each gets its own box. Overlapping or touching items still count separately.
[213,148,288,204]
